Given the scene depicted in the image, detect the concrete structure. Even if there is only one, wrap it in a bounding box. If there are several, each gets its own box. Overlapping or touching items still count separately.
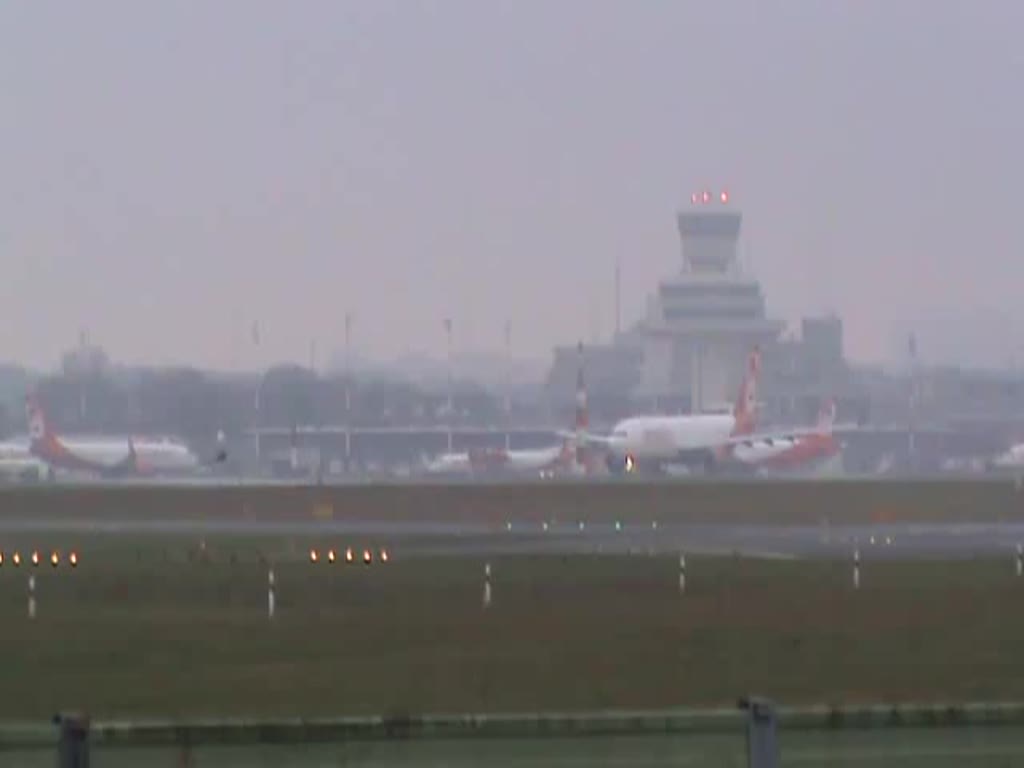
[636,195,783,409]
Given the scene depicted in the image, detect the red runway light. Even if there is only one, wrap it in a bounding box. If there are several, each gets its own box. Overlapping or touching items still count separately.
[362,549,372,565]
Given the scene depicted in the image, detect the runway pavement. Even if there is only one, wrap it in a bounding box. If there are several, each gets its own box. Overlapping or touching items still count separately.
[2,513,1023,560]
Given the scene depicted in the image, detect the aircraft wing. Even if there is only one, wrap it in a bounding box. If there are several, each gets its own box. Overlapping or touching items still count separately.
[556,429,615,447]
[720,422,862,446]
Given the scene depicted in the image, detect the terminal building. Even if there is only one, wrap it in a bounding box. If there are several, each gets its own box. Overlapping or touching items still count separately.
[549,192,785,420]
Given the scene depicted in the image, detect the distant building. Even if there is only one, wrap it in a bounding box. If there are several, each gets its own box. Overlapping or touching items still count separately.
[635,200,783,408]
[546,342,643,426]
[61,343,109,378]
[547,195,785,418]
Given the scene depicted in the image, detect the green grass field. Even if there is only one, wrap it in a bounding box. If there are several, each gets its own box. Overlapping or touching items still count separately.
[2,533,1024,720]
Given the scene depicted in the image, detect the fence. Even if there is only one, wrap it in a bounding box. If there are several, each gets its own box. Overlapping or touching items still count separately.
[7,701,1024,767]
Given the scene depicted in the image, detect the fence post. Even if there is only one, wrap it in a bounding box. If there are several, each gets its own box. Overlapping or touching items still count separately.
[678,554,686,595]
[55,713,90,768]
[853,548,860,590]
[739,696,778,768]
[28,574,37,619]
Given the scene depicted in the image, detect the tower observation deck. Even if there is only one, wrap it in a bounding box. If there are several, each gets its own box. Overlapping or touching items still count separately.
[637,191,783,410]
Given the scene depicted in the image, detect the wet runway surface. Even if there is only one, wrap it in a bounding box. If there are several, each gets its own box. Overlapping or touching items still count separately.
[2,515,1024,560]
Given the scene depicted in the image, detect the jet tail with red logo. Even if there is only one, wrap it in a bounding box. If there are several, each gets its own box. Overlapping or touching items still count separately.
[25,394,140,478]
[730,346,762,436]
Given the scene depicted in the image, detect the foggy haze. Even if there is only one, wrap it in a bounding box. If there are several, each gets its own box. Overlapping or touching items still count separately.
[3,1,1022,373]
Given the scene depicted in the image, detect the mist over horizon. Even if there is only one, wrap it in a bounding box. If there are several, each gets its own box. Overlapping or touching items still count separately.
[4,1,1023,374]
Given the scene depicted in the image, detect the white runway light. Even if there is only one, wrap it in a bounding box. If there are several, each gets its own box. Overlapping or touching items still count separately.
[483,562,492,609]
[28,574,36,619]
[267,568,276,620]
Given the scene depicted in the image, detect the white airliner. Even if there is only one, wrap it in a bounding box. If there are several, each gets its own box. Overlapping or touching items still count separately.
[0,437,47,481]
[425,344,591,479]
[584,347,763,475]
[988,442,1024,472]
[424,441,578,478]
[729,398,845,474]
[25,395,214,478]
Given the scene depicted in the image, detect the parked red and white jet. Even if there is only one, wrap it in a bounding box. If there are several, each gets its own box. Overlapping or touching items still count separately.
[580,346,762,475]
[729,398,843,474]
[25,395,222,479]
[424,344,591,478]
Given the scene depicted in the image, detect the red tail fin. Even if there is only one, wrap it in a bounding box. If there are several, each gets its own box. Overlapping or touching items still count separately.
[731,346,761,435]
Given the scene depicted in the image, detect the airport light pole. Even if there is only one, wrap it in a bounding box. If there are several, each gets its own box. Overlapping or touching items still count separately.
[344,312,353,469]
[908,333,918,471]
[445,317,453,454]
[504,320,512,451]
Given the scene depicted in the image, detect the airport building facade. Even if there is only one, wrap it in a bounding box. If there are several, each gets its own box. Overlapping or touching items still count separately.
[547,196,866,426]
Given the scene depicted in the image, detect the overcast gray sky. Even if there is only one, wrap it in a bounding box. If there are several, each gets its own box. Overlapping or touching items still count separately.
[3,1,1022,372]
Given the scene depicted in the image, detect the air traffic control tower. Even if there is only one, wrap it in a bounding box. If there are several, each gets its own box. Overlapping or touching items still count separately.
[638,191,783,410]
